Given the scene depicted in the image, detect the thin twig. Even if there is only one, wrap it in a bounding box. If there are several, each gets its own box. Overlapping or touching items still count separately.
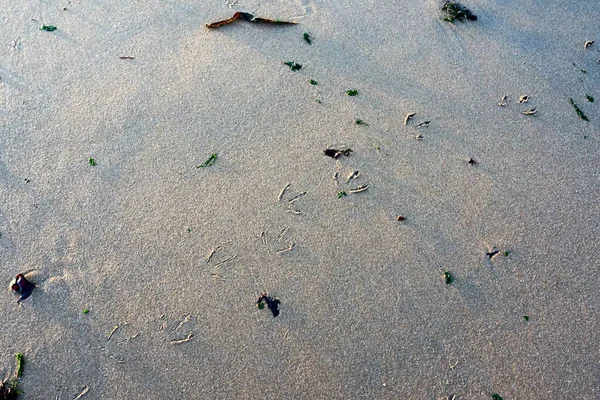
[173,315,191,331]
[116,333,139,345]
[404,112,416,125]
[213,254,237,268]
[171,333,194,344]
[260,231,267,244]
[74,386,89,399]
[346,170,360,183]
[288,192,306,204]
[278,183,291,201]
[106,326,119,342]
[286,209,302,215]
[204,246,222,265]
[349,184,369,193]
[277,227,289,243]
[275,243,296,254]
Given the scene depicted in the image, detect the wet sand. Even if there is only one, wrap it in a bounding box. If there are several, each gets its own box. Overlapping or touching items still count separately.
[1,0,599,398]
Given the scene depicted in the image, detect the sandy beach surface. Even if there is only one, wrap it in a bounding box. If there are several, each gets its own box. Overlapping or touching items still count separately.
[1,0,599,398]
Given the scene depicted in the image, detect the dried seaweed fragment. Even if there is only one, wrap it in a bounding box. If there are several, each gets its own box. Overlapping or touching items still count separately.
[586,94,594,103]
[441,1,477,23]
[256,293,280,317]
[404,112,416,125]
[10,274,35,304]
[491,394,504,400]
[355,119,368,126]
[40,25,57,31]
[324,148,353,159]
[206,12,296,28]
[346,89,358,96]
[284,61,302,71]
[522,108,537,115]
[569,98,589,121]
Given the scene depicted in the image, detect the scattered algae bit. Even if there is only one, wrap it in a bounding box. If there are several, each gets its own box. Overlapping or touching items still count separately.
[303,32,313,45]
[443,271,453,285]
[197,153,218,168]
[88,158,97,166]
[256,293,280,317]
[283,61,302,71]
[441,1,477,23]
[337,191,347,198]
[0,378,22,398]
[15,353,24,378]
[569,98,589,121]
[346,89,358,96]
[40,25,57,31]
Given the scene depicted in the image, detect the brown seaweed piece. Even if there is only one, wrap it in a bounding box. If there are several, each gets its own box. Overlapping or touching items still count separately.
[11,274,35,304]
[206,12,297,28]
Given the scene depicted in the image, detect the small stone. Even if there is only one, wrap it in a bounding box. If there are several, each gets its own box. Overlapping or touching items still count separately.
[467,158,476,165]
[396,215,405,221]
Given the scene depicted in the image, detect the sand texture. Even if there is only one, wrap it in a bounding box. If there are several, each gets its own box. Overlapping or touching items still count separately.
[1,0,599,398]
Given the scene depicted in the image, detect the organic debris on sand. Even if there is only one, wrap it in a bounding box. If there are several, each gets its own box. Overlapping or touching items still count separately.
[441,1,477,23]
[256,293,281,317]
[206,12,296,28]
[10,274,35,304]
[569,98,589,121]
[324,148,353,159]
